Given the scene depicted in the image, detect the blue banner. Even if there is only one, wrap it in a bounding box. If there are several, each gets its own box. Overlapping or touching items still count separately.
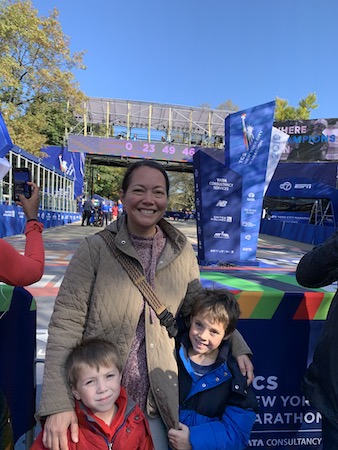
[239,317,323,449]
[194,149,242,264]
[225,101,275,261]
[265,162,338,222]
[269,211,311,224]
[194,102,276,264]
[0,111,13,158]
[266,162,338,196]
[41,146,85,199]
[0,204,81,238]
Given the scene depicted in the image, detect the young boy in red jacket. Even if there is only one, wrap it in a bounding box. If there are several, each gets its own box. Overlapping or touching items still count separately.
[32,338,154,449]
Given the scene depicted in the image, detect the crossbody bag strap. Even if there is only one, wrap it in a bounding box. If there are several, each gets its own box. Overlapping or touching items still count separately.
[97,229,177,338]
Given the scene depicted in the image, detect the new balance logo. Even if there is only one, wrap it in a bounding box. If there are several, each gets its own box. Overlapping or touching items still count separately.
[215,200,228,207]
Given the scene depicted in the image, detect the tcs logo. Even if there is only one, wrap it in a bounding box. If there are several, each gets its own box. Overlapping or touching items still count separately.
[253,375,278,391]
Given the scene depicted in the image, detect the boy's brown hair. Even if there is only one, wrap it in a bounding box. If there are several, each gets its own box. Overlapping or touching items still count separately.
[190,288,240,337]
[65,337,123,388]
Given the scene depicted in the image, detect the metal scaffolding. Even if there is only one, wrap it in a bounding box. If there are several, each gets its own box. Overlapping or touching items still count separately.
[69,97,232,147]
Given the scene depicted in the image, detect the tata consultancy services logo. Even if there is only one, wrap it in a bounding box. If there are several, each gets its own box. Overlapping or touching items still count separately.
[247,192,256,202]
[280,182,292,191]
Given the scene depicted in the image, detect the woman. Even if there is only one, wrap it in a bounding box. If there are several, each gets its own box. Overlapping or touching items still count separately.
[38,160,253,450]
[0,179,44,450]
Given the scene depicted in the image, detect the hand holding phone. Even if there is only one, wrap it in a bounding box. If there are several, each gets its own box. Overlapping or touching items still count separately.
[13,168,32,202]
[17,181,40,221]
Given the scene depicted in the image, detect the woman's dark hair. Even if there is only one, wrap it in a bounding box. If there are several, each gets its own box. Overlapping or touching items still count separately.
[121,160,170,195]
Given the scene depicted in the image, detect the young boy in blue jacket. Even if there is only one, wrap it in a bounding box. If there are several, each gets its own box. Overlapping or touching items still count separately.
[168,288,258,450]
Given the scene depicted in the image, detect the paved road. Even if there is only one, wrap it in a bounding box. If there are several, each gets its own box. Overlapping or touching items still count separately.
[7,219,316,448]
[5,219,314,336]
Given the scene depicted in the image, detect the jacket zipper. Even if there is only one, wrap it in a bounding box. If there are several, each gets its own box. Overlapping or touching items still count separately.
[109,406,135,447]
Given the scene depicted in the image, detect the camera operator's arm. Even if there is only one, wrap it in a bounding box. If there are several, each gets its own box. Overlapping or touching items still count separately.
[0,182,44,286]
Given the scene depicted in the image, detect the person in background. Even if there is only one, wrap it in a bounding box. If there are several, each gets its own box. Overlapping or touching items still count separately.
[81,198,92,226]
[296,231,338,449]
[117,198,123,218]
[168,288,257,450]
[37,160,253,450]
[0,172,44,450]
[108,201,112,223]
[31,338,153,450]
[101,201,110,227]
[112,202,118,221]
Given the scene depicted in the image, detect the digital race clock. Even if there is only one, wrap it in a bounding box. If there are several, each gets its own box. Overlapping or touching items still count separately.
[68,135,196,163]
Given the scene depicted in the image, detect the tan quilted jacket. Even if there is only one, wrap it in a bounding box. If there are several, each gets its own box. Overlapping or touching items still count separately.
[38,217,201,428]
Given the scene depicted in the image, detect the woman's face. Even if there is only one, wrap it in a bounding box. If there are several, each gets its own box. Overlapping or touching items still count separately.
[121,166,168,237]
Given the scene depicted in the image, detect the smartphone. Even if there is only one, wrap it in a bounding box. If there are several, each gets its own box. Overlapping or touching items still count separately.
[13,168,32,202]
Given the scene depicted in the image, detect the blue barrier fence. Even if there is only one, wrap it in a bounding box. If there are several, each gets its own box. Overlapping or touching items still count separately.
[0,204,81,238]
[260,218,335,245]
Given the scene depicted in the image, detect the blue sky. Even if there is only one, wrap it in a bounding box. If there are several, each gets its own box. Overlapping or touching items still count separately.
[31,0,338,119]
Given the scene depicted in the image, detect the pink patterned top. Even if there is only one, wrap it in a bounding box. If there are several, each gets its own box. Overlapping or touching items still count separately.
[122,226,166,411]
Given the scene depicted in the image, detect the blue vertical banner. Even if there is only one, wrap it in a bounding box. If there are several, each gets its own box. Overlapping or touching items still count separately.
[42,146,85,199]
[225,101,275,261]
[194,101,276,265]
[193,148,242,264]
[0,111,13,158]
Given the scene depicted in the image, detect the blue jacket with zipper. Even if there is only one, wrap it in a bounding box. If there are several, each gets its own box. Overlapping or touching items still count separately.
[178,333,258,450]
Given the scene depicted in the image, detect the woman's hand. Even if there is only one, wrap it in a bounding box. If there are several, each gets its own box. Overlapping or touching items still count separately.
[42,411,78,450]
[237,354,255,385]
[17,182,40,221]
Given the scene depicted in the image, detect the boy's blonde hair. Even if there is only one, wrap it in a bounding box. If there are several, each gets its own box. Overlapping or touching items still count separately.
[65,337,123,387]
[190,288,240,336]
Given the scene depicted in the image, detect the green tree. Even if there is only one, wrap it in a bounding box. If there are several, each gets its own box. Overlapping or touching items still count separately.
[198,100,239,112]
[88,164,125,199]
[168,172,195,211]
[274,93,318,121]
[0,0,86,154]
[216,99,239,112]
